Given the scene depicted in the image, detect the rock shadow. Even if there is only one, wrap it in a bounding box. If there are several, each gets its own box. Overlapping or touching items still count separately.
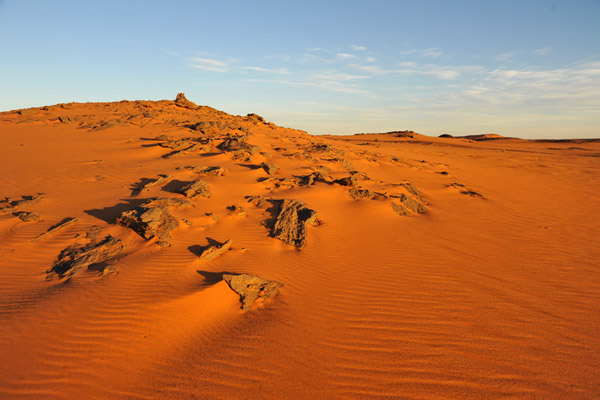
[188,237,226,257]
[160,180,190,194]
[84,198,149,224]
[196,270,239,286]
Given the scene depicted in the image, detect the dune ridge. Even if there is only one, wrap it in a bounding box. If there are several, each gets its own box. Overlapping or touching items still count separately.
[0,94,599,399]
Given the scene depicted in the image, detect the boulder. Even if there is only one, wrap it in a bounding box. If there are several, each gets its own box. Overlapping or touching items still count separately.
[116,201,179,246]
[223,274,283,312]
[177,179,211,199]
[199,239,233,260]
[271,199,318,248]
[47,235,124,279]
[349,187,375,200]
[260,162,279,175]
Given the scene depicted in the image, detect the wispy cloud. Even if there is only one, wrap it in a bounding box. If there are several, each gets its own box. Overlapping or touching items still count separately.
[495,52,516,61]
[534,47,552,56]
[366,56,376,63]
[351,44,367,51]
[337,53,356,60]
[237,66,291,75]
[190,57,229,72]
[400,48,443,58]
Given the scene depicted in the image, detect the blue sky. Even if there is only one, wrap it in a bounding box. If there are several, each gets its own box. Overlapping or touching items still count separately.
[0,0,598,138]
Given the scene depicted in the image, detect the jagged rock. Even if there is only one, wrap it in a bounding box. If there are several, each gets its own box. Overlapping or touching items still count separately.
[178,179,211,199]
[391,202,410,216]
[116,201,179,246]
[145,197,193,208]
[227,204,247,216]
[247,113,266,124]
[174,93,198,109]
[193,165,225,176]
[271,199,318,248]
[15,211,40,222]
[32,217,78,242]
[261,162,279,175]
[47,236,124,279]
[334,175,359,187]
[299,172,327,186]
[246,195,268,207]
[134,174,172,194]
[400,193,427,214]
[223,274,283,312]
[0,194,46,214]
[349,187,375,200]
[199,239,232,260]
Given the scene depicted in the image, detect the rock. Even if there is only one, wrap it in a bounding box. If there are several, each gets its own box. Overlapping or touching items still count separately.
[246,195,268,207]
[333,175,359,187]
[116,201,179,246]
[145,197,193,208]
[217,134,248,152]
[32,217,78,242]
[199,239,233,260]
[400,193,427,214]
[391,202,410,216]
[47,235,124,279]
[299,172,326,186]
[227,204,247,216]
[261,162,279,175]
[58,116,72,123]
[247,113,266,124]
[15,211,40,222]
[400,182,421,197]
[223,274,283,312]
[134,174,172,194]
[174,93,198,109]
[177,179,211,199]
[349,187,375,200]
[271,199,318,248]
[193,165,225,176]
[0,194,46,214]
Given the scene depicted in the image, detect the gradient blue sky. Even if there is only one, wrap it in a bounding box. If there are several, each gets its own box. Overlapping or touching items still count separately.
[1,0,598,138]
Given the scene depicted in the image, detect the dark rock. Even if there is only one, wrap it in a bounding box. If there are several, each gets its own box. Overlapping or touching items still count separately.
[334,175,359,187]
[271,199,318,248]
[449,183,484,198]
[15,211,40,222]
[247,113,266,124]
[0,194,46,214]
[217,134,248,152]
[391,202,410,216]
[349,187,375,200]
[47,235,124,279]
[58,116,72,123]
[246,195,268,207]
[177,179,211,199]
[199,239,232,260]
[400,193,427,214]
[174,93,198,109]
[227,204,247,216]
[116,201,179,246]
[439,134,454,138]
[261,162,279,175]
[32,217,78,242]
[299,172,327,186]
[223,274,283,312]
[193,165,225,176]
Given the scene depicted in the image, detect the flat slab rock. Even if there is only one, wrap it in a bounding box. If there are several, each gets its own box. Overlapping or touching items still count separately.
[199,239,232,260]
[47,235,124,279]
[223,274,283,312]
[271,199,318,248]
[116,199,181,246]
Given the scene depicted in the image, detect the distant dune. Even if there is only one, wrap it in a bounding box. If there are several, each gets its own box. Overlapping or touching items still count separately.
[0,94,599,399]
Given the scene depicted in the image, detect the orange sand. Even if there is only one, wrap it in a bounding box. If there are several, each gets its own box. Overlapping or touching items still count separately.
[0,98,599,399]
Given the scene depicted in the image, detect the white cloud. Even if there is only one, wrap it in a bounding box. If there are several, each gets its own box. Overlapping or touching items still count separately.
[400,48,443,58]
[366,57,377,63]
[190,57,229,72]
[337,53,356,60]
[351,44,367,51]
[237,66,291,75]
[534,47,552,56]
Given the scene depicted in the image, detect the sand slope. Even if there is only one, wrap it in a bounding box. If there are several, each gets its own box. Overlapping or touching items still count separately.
[0,96,599,399]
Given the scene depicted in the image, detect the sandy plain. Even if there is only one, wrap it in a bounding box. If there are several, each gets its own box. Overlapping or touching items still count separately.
[0,95,598,399]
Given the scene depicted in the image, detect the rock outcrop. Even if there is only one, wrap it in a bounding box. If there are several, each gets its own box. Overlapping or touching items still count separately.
[223,274,283,312]
[177,179,211,199]
[32,217,78,242]
[174,93,198,109]
[116,200,181,246]
[199,239,233,260]
[0,194,46,214]
[271,199,318,248]
[47,235,124,279]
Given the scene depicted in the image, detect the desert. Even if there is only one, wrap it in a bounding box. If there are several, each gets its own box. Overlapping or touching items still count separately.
[0,93,598,399]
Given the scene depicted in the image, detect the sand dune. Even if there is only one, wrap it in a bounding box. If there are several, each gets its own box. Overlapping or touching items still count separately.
[0,95,599,399]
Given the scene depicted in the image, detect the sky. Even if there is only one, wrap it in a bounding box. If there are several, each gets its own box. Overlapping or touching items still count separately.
[0,0,599,138]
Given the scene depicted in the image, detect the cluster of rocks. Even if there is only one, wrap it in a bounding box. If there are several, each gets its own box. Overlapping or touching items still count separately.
[0,194,46,214]
[116,197,191,247]
[47,235,124,279]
